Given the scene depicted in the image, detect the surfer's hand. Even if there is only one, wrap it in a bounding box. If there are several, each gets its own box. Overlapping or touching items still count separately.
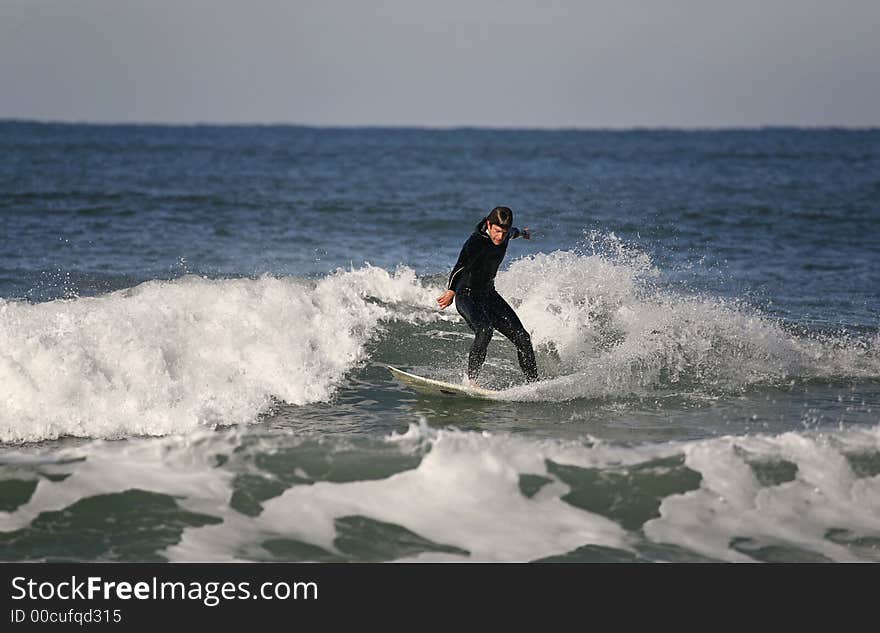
[437,290,455,309]
[521,227,531,240]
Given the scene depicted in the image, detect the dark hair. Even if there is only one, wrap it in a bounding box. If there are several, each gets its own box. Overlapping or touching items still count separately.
[486,206,513,229]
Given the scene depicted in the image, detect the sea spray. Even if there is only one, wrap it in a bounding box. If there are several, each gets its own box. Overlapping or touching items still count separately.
[0,266,439,443]
[495,244,879,401]
[2,244,877,442]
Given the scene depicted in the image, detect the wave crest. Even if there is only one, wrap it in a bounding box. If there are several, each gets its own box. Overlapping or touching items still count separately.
[0,266,436,443]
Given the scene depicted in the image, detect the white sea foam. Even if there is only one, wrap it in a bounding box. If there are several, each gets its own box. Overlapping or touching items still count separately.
[2,422,877,562]
[0,266,438,443]
[494,242,879,401]
[2,241,876,443]
[200,422,880,562]
[244,425,630,562]
[643,425,880,561]
[0,429,236,536]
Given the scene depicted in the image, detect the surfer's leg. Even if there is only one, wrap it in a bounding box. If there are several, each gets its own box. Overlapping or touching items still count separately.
[455,293,494,381]
[487,292,538,382]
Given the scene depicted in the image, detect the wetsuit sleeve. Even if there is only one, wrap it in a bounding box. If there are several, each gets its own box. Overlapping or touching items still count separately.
[447,235,481,291]
[510,227,522,240]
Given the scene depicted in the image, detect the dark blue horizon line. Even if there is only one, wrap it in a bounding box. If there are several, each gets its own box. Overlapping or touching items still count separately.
[2,118,878,133]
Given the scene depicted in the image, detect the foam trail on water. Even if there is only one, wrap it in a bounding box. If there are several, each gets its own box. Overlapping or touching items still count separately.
[644,426,880,562]
[242,423,879,562]
[0,429,235,535]
[2,422,878,562]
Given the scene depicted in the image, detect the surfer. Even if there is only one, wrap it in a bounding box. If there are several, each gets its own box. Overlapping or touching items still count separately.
[436,206,539,385]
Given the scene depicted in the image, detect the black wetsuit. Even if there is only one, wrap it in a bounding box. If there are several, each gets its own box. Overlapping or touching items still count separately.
[447,220,538,382]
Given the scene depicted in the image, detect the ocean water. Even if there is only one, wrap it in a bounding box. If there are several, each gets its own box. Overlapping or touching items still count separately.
[1,122,878,562]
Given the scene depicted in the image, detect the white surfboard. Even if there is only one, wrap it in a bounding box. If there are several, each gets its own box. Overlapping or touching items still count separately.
[386,365,500,400]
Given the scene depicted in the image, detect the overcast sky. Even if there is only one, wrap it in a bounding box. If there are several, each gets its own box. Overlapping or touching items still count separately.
[1,0,878,127]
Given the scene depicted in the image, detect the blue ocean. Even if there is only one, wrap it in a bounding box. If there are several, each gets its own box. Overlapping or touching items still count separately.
[1,122,878,562]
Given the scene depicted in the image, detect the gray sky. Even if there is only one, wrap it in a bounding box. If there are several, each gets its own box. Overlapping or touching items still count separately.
[1,0,878,127]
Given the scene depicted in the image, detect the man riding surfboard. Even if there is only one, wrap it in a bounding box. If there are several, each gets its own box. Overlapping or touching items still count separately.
[436,206,539,385]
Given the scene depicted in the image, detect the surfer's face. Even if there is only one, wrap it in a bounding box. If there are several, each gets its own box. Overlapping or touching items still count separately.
[487,222,508,245]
